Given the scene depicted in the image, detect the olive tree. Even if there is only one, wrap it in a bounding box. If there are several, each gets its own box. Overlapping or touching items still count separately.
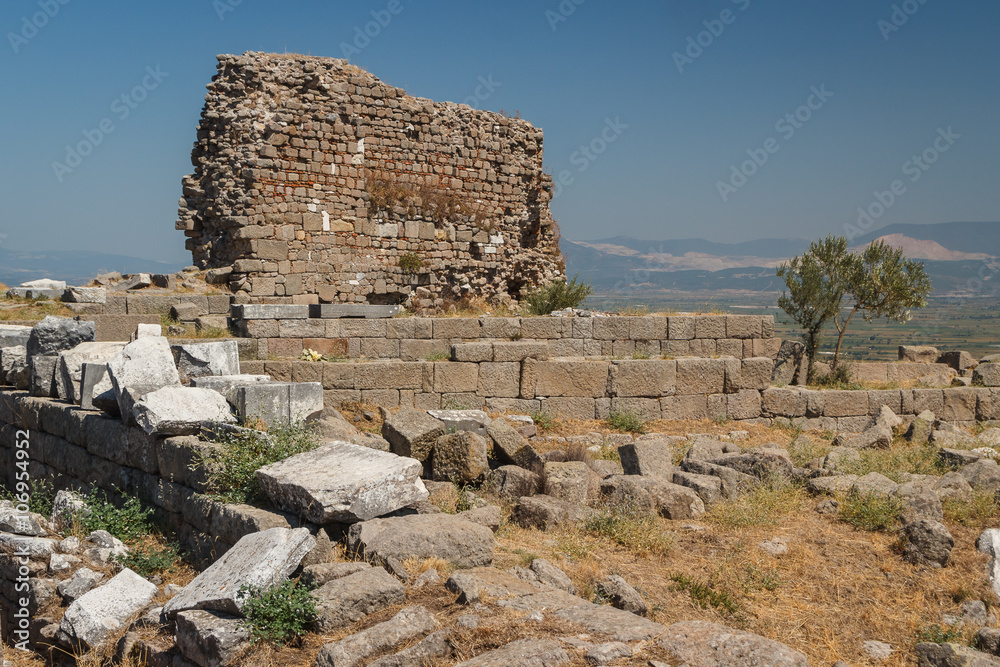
[831,239,933,370]
[776,236,852,380]
[777,235,933,378]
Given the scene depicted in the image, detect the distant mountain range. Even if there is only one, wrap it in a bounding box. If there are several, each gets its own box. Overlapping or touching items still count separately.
[0,248,185,287]
[564,222,1000,297]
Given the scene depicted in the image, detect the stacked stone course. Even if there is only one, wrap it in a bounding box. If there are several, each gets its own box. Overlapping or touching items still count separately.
[177,52,563,307]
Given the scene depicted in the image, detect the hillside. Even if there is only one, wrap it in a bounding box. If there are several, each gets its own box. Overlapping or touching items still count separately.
[565,222,1000,298]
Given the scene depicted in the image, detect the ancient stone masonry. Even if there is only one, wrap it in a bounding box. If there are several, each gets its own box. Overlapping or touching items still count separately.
[177,52,564,307]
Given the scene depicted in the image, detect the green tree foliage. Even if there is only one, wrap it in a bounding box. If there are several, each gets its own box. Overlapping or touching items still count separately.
[777,236,932,376]
[831,239,933,369]
[776,236,851,379]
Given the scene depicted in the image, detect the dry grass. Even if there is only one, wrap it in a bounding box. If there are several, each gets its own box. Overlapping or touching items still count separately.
[0,299,74,321]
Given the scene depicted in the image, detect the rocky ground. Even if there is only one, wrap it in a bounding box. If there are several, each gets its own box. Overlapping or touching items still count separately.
[5,403,1000,666]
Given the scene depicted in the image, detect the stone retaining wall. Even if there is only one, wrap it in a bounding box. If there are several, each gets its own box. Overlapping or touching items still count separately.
[0,390,305,639]
[234,313,779,361]
[237,357,998,427]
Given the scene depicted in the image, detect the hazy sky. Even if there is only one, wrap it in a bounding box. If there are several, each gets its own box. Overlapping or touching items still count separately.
[1,0,997,264]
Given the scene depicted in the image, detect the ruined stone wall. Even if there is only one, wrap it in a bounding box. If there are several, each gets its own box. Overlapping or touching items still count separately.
[177,52,564,308]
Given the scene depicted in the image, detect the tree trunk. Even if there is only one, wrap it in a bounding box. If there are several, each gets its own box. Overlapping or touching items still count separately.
[832,306,859,371]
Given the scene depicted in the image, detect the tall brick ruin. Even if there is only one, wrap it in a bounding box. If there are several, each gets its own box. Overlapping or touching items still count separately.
[176,52,564,308]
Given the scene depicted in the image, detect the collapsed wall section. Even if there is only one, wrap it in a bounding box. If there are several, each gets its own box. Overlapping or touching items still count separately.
[177,52,564,308]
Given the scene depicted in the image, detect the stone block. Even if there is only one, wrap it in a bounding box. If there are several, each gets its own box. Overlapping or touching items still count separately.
[851,363,888,384]
[232,304,309,320]
[676,358,726,395]
[27,316,96,357]
[667,316,695,340]
[941,388,979,422]
[535,360,609,397]
[171,341,240,383]
[938,350,978,372]
[257,441,428,523]
[519,318,565,339]
[618,441,674,480]
[433,318,480,339]
[399,339,450,361]
[57,568,157,650]
[354,361,423,390]
[899,345,939,363]
[540,397,597,420]
[662,394,709,421]
[313,304,401,319]
[54,342,124,404]
[822,390,869,417]
[593,317,630,340]
[277,319,326,338]
[433,362,479,393]
[315,606,438,667]
[480,317,522,339]
[311,567,407,634]
[30,356,59,397]
[0,324,31,349]
[716,339,743,358]
[913,389,945,416]
[347,513,494,569]
[740,357,773,390]
[477,362,521,398]
[728,390,762,420]
[492,342,549,362]
[163,527,315,618]
[975,364,1000,387]
[544,461,592,504]
[868,389,903,415]
[610,359,676,397]
[175,610,249,667]
[726,315,762,339]
[629,316,667,341]
[452,342,493,362]
[235,382,324,426]
[610,397,661,421]
[432,432,489,483]
[133,386,236,435]
[694,316,726,339]
[427,409,492,436]
[382,409,446,462]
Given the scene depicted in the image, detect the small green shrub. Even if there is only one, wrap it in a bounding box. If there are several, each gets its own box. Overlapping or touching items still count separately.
[812,364,862,390]
[670,573,740,616]
[942,489,1000,527]
[838,489,902,532]
[605,410,646,434]
[238,580,317,646]
[75,490,154,543]
[585,495,674,556]
[399,252,423,273]
[2,479,55,517]
[202,422,321,504]
[115,542,181,577]
[915,622,963,645]
[522,275,592,315]
[530,410,554,432]
[424,351,451,361]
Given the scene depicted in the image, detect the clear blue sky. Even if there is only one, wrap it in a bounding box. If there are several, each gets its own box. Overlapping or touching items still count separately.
[1,0,998,264]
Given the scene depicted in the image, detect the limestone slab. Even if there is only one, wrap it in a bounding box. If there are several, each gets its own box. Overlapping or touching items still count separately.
[256,441,428,523]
